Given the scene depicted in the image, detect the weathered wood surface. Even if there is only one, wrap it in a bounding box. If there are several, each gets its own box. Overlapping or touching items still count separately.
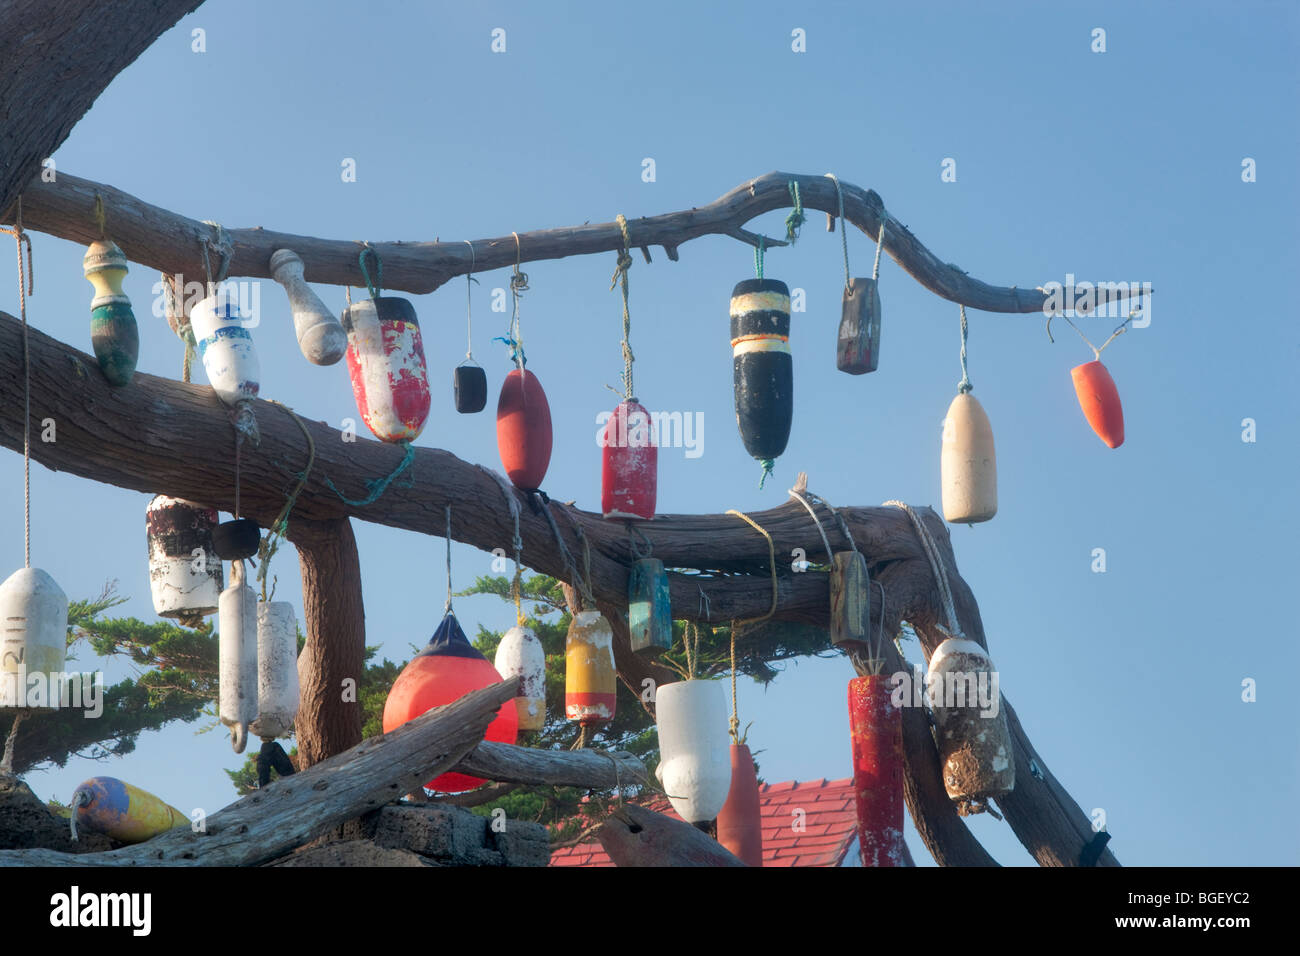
[598,804,747,867]
[9,171,1144,314]
[458,741,648,789]
[0,1,206,220]
[0,681,515,866]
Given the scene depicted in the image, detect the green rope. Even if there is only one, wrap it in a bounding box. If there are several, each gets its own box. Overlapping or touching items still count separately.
[754,236,766,279]
[785,181,805,242]
[359,245,382,299]
[324,441,415,506]
[758,458,776,489]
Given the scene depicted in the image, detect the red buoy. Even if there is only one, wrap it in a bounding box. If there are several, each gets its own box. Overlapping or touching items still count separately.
[382,613,518,793]
[1070,359,1124,448]
[496,368,553,490]
[601,399,657,520]
[848,675,905,866]
[716,743,763,866]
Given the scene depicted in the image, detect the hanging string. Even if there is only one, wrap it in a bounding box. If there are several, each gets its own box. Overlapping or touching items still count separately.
[463,240,479,363]
[359,244,382,299]
[2,208,34,568]
[323,441,415,506]
[957,304,973,394]
[610,214,635,400]
[825,173,851,293]
[199,220,232,298]
[537,495,594,609]
[787,484,834,564]
[784,180,805,242]
[753,235,766,280]
[728,625,741,743]
[487,467,527,626]
[883,500,962,639]
[494,232,529,368]
[724,509,779,623]
[1045,290,1142,357]
[872,211,888,281]
[443,505,455,616]
[256,401,316,602]
[162,273,198,383]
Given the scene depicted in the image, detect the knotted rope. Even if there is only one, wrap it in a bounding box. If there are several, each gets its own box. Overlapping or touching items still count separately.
[883,500,962,639]
[958,304,973,394]
[324,441,415,506]
[2,205,34,568]
[784,180,805,242]
[610,213,635,400]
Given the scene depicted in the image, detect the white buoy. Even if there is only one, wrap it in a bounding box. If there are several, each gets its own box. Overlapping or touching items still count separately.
[191,287,260,407]
[940,392,997,523]
[494,625,546,731]
[145,496,223,620]
[654,679,732,824]
[0,567,68,709]
[269,249,347,366]
[250,600,299,739]
[927,636,1015,808]
[218,561,258,753]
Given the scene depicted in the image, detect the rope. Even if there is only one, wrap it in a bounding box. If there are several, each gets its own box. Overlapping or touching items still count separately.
[463,240,479,363]
[958,304,973,394]
[787,486,833,565]
[538,495,594,609]
[724,509,779,622]
[487,467,527,626]
[754,235,765,280]
[825,173,851,292]
[359,244,382,299]
[883,500,962,638]
[611,214,635,400]
[500,231,529,369]
[2,218,34,567]
[872,211,888,281]
[784,180,805,242]
[729,625,740,744]
[443,505,455,616]
[162,273,198,383]
[757,458,776,489]
[256,401,316,601]
[807,491,859,554]
[199,220,232,296]
[323,441,415,506]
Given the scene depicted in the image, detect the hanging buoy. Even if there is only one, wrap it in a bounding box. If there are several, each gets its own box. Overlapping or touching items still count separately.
[601,399,657,520]
[494,624,546,731]
[928,637,1015,811]
[249,601,299,739]
[454,363,488,414]
[940,392,997,523]
[837,278,882,374]
[70,777,189,845]
[654,679,731,824]
[212,517,261,561]
[145,496,223,622]
[716,742,763,865]
[730,278,793,472]
[564,609,616,726]
[496,368,553,491]
[1071,360,1124,448]
[218,561,258,754]
[82,240,139,387]
[829,551,872,649]
[191,288,260,407]
[268,248,347,366]
[848,675,906,866]
[0,567,68,709]
[341,296,432,443]
[627,557,671,655]
[382,612,518,792]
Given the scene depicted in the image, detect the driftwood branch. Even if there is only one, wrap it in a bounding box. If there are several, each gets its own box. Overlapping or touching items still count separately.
[10,171,1145,313]
[0,680,516,866]
[598,804,746,867]
[456,741,648,789]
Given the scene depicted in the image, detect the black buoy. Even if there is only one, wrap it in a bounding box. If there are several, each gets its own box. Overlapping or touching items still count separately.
[454,363,488,414]
[212,518,261,561]
[729,278,793,471]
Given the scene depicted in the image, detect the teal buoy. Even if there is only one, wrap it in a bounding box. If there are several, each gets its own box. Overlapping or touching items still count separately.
[83,240,139,387]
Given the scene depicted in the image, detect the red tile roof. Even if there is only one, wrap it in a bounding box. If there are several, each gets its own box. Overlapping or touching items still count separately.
[549,777,859,867]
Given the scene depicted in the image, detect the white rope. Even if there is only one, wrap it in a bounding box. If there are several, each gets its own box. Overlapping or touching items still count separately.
[787,487,833,564]
[872,211,888,281]
[444,504,455,615]
[824,173,851,292]
[464,240,477,361]
[883,500,962,638]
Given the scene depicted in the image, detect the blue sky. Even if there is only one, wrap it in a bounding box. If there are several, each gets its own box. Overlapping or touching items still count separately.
[4,0,1296,865]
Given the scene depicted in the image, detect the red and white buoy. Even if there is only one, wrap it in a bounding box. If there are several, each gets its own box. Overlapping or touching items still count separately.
[341,297,432,443]
[601,399,657,520]
[848,675,906,866]
[494,624,546,732]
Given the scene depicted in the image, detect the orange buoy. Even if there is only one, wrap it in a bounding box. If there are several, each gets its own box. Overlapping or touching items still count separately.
[716,743,763,865]
[382,613,518,792]
[1071,360,1124,448]
[496,368,553,491]
[565,610,616,726]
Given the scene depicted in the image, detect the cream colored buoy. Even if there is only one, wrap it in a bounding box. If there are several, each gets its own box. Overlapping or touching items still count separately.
[0,567,68,709]
[654,679,732,824]
[495,625,546,731]
[940,391,997,523]
[927,636,1014,812]
[218,561,258,753]
[269,249,348,366]
[250,601,298,740]
[191,288,260,407]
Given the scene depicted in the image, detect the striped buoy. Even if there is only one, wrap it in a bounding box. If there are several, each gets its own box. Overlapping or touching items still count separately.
[654,679,731,824]
[82,240,139,387]
[496,368,553,491]
[1071,360,1125,448]
[848,675,906,866]
[716,742,763,865]
[564,609,616,726]
[601,399,657,520]
[269,249,347,366]
[191,288,260,407]
[627,558,671,655]
[218,561,258,754]
[70,777,189,844]
[836,277,882,375]
[249,601,299,740]
[928,637,1015,810]
[341,297,432,443]
[940,392,997,523]
[494,624,546,731]
[730,279,793,470]
[0,567,67,709]
[145,496,222,622]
